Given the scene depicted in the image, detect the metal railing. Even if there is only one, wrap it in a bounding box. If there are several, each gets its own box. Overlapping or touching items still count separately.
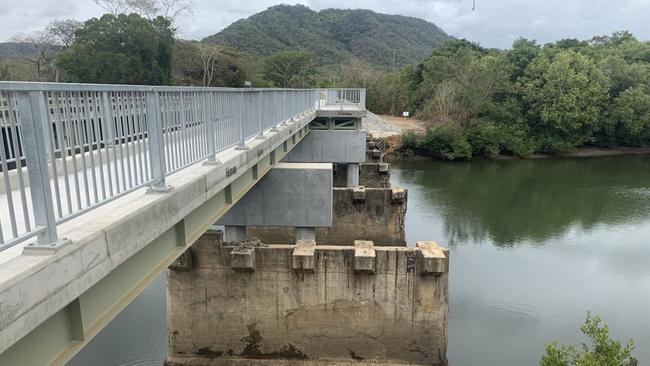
[322,89,366,109]
[0,82,365,251]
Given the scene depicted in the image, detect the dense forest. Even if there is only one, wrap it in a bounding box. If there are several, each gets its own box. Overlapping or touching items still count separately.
[393,34,650,159]
[203,4,450,68]
[1,4,650,159]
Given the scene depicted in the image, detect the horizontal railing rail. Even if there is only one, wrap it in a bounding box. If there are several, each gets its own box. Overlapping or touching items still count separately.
[0,82,365,251]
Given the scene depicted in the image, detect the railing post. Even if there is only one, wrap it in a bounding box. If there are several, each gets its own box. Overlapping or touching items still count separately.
[271,91,279,132]
[256,90,265,139]
[18,91,69,251]
[236,91,248,150]
[204,91,221,165]
[281,90,287,126]
[146,91,172,193]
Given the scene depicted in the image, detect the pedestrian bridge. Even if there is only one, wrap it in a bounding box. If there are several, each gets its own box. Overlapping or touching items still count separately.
[0,82,366,365]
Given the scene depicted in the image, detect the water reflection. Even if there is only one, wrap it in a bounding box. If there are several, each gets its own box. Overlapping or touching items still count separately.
[394,156,650,247]
[392,155,650,365]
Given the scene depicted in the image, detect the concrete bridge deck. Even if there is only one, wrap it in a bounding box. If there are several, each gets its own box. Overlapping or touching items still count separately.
[0,83,367,365]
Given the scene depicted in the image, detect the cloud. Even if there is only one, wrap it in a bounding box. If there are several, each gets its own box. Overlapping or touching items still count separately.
[1,0,650,49]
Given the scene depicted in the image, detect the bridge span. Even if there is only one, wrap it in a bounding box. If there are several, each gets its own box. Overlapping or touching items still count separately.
[0,83,366,365]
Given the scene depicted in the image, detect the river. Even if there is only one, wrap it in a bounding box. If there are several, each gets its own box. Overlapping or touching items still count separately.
[69,155,650,365]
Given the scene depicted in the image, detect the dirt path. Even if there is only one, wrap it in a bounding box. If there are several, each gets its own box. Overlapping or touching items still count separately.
[362,112,428,139]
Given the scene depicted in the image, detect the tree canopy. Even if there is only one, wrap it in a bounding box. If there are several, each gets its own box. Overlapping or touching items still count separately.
[396,33,650,159]
[260,50,315,88]
[56,14,174,85]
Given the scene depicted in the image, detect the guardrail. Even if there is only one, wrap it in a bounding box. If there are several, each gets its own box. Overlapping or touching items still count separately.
[0,82,365,251]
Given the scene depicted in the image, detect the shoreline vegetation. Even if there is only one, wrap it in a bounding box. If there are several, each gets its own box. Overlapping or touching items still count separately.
[367,34,650,162]
[383,133,650,162]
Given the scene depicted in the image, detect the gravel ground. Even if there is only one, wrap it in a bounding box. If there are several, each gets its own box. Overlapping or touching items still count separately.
[362,111,402,138]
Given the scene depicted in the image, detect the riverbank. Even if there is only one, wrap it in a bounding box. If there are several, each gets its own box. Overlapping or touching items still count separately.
[363,114,650,162]
[382,137,650,162]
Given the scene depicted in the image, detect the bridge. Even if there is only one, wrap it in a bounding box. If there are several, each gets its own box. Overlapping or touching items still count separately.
[0,82,448,366]
[0,83,366,364]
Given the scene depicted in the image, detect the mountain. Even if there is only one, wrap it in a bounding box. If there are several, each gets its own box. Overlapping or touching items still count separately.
[202,5,450,68]
[0,42,38,60]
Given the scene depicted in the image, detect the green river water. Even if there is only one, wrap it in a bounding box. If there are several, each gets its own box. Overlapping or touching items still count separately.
[70,155,650,365]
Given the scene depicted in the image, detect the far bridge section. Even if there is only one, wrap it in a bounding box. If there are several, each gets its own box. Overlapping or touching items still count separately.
[0,82,364,365]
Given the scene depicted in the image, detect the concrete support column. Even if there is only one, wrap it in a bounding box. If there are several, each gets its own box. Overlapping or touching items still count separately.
[347,163,360,187]
[295,227,316,243]
[224,226,246,243]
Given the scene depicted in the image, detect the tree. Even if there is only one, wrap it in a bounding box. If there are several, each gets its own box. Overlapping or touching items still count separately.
[261,51,315,88]
[170,41,249,87]
[10,31,59,80]
[8,19,80,81]
[46,19,82,48]
[57,14,174,85]
[605,87,650,145]
[197,44,223,87]
[540,312,636,366]
[93,0,193,22]
[508,38,540,80]
[520,50,608,151]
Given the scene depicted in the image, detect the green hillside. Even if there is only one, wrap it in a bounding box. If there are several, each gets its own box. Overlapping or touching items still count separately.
[202,5,450,68]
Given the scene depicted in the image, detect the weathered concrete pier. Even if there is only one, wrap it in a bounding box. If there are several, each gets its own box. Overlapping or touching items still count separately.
[166,233,449,366]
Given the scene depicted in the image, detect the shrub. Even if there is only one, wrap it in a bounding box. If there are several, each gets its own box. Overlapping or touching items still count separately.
[467,120,538,157]
[401,130,420,150]
[467,121,503,156]
[418,125,472,160]
[540,312,637,366]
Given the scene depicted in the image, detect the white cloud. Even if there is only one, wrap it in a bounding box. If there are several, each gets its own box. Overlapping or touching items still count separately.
[1,0,650,49]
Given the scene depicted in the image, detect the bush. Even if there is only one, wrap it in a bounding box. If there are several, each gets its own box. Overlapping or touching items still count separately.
[540,312,637,366]
[467,121,503,156]
[418,125,472,160]
[467,121,538,157]
[401,130,420,150]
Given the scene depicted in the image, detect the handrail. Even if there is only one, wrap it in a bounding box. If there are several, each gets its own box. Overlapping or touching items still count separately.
[0,82,366,251]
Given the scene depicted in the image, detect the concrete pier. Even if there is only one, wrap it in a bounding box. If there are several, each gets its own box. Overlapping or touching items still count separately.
[166,231,449,366]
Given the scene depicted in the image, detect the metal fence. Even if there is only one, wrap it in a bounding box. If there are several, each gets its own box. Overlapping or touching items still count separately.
[322,89,366,109]
[0,82,365,251]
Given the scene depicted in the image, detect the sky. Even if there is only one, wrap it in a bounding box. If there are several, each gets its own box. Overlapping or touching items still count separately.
[1,0,650,49]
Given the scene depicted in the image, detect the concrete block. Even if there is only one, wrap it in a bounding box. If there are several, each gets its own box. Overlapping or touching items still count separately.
[282,130,366,163]
[292,240,316,272]
[392,187,407,203]
[353,186,366,201]
[416,241,449,275]
[230,247,255,272]
[354,240,376,273]
[378,163,390,173]
[218,163,333,227]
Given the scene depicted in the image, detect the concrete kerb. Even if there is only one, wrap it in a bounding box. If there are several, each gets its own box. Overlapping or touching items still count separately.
[0,110,316,355]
